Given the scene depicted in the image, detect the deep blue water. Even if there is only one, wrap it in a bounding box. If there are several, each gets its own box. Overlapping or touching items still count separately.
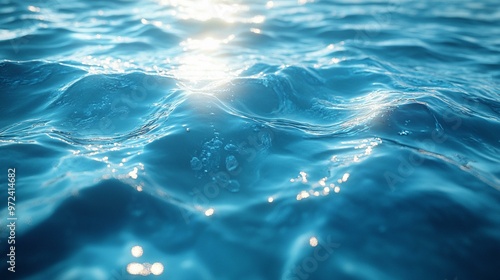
[1,0,500,279]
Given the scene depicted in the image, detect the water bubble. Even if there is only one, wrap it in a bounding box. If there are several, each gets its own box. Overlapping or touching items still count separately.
[214,171,230,187]
[225,155,239,171]
[213,139,223,148]
[224,144,238,152]
[262,79,269,87]
[226,180,240,192]
[190,157,202,170]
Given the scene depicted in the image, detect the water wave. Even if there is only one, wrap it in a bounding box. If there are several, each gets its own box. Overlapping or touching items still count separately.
[1,0,499,279]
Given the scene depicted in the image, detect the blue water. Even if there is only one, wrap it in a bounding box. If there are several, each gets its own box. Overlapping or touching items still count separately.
[1,0,500,279]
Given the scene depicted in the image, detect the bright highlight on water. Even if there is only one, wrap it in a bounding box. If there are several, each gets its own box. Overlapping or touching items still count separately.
[0,0,499,279]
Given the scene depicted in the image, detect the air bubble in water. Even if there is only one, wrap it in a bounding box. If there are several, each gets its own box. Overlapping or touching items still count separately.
[214,171,230,188]
[190,157,202,170]
[225,155,238,172]
[226,180,240,192]
[224,144,238,152]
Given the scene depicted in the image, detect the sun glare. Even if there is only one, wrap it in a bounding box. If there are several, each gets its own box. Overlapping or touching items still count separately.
[159,0,250,23]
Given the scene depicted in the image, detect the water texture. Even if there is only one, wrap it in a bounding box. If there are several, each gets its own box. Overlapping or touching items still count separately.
[0,0,499,279]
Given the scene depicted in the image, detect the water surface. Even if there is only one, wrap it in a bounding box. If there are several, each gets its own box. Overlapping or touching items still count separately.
[1,0,499,279]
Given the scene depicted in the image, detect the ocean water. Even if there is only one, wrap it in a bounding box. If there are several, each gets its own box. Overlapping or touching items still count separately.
[1,0,500,279]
